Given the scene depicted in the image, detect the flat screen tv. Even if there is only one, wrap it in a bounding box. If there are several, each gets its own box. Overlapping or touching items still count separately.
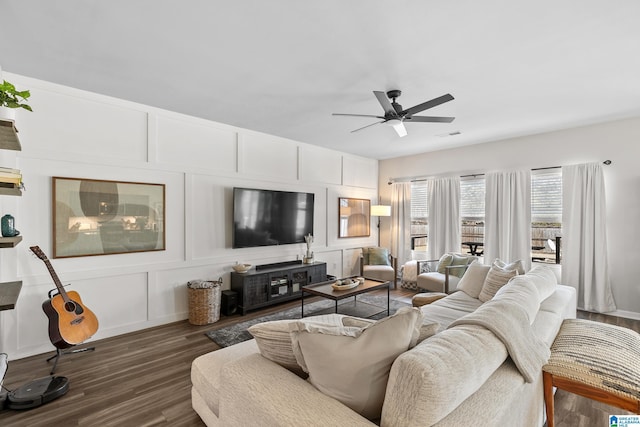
[232,187,315,248]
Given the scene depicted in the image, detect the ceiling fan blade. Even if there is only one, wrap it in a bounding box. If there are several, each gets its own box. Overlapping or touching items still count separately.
[351,120,385,133]
[402,93,454,116]
[373,91,397,116]
[405,116,455,123]
[390,121,407,137]
[332,113,385,119]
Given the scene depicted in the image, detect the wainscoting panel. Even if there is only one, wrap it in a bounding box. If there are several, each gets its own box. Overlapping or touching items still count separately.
[299,144,342,185]
[240,132,298,180]
[156,115,238,172]
[17,82,148,163]
[342,155,378,189]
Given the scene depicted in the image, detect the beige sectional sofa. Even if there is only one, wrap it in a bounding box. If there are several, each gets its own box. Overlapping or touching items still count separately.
[191,263,576,426]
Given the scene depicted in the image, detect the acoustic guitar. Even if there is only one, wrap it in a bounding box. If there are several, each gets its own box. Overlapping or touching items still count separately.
[30,246,99,349]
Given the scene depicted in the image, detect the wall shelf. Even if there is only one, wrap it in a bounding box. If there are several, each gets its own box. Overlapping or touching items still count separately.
[0,235,22,248]
[0,119,22,151]
[0,280,22,311]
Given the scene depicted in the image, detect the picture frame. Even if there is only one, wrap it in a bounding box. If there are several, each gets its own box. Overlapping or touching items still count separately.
[52,177,165,258]
[338,197,371,238]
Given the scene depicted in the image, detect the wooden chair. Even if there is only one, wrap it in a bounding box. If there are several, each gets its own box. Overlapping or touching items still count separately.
[359,248,397,289]
[415,254,476,294]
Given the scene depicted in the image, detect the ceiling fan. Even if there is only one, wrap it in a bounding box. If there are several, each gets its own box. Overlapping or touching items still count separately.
[332,90,455,137]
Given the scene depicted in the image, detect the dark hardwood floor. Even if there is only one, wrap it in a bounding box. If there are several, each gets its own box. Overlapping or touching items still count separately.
[1,288,637,426]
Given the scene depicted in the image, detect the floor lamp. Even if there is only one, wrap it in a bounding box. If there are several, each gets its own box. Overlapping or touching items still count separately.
[371,205,391,246]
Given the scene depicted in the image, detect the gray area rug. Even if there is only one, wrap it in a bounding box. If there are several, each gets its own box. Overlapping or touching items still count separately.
[205,294,410,348]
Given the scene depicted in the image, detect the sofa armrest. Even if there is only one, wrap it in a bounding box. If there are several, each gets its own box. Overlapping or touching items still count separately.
[220,353,376,427]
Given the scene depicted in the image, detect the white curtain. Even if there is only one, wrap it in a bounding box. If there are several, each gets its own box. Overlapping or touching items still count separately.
[427,176,461,260]
[484,170,532,270]
[562,162,616,313]
[390,182,412,266]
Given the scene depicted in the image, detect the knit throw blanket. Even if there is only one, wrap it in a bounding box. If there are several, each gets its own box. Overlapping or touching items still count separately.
[448,299,550,383]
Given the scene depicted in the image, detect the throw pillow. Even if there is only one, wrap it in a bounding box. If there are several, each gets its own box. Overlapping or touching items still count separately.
[367,247,391,266]
[361,247,371,265]
[478,262,519,303]
[456,261,491,299]
[248,314,375,376]
[436,253,454,274]
[494,258,525,275]
[290,306,423,420]
[448,254,472,278]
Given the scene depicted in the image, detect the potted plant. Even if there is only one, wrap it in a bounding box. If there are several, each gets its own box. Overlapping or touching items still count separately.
[0,79,32,121]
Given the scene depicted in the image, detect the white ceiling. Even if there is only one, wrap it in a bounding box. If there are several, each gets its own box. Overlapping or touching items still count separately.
[1,0,640,160]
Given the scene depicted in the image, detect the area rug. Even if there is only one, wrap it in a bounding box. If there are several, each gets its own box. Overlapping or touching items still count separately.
[205,294,410,348]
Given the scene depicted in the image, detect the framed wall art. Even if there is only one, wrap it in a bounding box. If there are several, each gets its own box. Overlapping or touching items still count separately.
[53,177,165,258]
[338,197,371,238]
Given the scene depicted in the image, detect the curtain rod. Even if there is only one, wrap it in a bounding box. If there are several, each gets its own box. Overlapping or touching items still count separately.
[388,160,612,184]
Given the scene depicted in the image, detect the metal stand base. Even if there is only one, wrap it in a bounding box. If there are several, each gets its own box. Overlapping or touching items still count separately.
[46,346,95,375]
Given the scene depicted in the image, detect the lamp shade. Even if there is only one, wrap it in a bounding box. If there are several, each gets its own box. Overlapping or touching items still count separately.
[370,205,391,217]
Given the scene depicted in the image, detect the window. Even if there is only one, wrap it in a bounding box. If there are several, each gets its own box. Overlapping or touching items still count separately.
[531,169,562,263]
[460,176,485,255]
[410,181,428,254]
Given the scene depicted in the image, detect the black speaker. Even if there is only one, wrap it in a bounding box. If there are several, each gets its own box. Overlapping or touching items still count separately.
[221,290,238,316]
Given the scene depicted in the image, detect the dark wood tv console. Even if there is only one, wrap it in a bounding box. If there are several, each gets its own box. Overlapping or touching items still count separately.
[230,261,327,315]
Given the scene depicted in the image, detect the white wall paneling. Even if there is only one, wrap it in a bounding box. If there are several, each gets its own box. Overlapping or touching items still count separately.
[342,155,378,189]
[240,131,298,181]
[299,144,342,185]
[0,72,381,359]
[16,78,148,164]
[156,114,238,172]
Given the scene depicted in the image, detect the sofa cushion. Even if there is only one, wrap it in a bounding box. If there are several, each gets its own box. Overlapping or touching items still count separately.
[290,306,422,420]
[362,264,395,282]
[523,264,557,301]
[420,291,483,331]
[381,324,509,426]
[190,338,260,417]
[478,261,519,303]
[248,313,374,375]
[456,261,491,299]
[493,276,541,324]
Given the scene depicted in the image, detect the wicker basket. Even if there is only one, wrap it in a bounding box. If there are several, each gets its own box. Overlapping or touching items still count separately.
[187,278,222,325]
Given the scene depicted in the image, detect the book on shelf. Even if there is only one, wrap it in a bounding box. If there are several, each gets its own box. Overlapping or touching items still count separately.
[0,176,21,185]
[0,167,20,174]
[0,182,20,189]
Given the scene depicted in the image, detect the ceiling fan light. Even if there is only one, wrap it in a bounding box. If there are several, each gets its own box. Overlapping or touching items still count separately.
[389,121,407,137]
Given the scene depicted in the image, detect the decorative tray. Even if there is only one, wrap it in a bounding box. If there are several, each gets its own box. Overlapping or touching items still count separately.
[331,280,360,291]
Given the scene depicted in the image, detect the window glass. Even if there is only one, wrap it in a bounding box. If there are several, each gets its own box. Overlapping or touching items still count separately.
[531,169,562,263]
[410,181,428,255]
[460,176,485,255]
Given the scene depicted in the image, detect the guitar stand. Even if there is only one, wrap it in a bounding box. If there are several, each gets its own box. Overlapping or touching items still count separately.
[46,346,95,375]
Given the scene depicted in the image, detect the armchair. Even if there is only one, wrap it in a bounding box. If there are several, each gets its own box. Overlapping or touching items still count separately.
[416,253,476,294]
[359,247,398,289]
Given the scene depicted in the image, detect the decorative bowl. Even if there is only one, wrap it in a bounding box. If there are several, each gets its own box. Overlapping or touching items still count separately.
[232,263,252,273]
[331,278,360,291]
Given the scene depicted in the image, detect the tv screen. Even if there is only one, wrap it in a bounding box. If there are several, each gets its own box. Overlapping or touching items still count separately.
[232,188,314,248]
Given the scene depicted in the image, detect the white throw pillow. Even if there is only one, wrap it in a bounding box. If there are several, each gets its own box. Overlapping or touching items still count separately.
[494,258,526,275]
[290,306,423,420]
[248,313,374,376]
[478,261,519,303]
[456,261,491,299]
[523,265,557,302]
